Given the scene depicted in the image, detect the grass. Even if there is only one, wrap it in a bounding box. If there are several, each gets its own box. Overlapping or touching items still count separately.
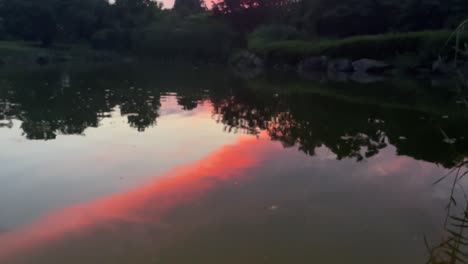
[249,30,468,63]
[0,40,125,69]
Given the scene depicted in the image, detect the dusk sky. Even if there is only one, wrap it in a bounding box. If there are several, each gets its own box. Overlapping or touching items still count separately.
[161,0,175,8]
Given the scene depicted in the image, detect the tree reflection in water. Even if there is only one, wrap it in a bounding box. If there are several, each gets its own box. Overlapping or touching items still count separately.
[0,64,467,168]
[1,64,468,263]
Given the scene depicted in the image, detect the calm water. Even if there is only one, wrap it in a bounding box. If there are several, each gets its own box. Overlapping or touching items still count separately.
[0,64,467,264]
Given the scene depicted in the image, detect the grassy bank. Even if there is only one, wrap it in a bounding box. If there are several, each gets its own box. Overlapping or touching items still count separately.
[0,41,124,69]
[248,30,468,64]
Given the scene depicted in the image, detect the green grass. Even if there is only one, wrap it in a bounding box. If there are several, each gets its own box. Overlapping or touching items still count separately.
[249,30,468,62]
[0,40,124,69]
[0,41,46,56]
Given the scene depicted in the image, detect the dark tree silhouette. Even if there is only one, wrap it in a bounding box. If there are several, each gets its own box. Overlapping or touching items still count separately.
[173,0,204,15]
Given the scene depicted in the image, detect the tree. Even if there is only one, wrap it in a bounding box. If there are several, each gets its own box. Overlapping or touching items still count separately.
[0,0,58,46]
[113,0,159,27]
[212,0,299,31]
[173,0,204,16]
[54,0,109,41]
[0,0,110,45]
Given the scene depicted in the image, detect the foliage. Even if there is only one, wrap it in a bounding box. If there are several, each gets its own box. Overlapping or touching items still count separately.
[0,0,159,46]
[132,13,236,60]
[90,28,132,50]
[248,24,303,47]
[249,31,468,63]
[212,0,300,32]
[173,0,205,16]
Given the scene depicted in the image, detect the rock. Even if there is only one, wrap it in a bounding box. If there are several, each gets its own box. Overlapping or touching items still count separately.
[327,70,350,82]
[352,58,391,74]
[229,50,264,69]
[274,64,295,72]
[229,50,264,79]
[351,71,385,84]
[36,54,50,65]
[328,58,353,72]
[298,56,328,73]
[432,57,456,74]
[298,70,328,82]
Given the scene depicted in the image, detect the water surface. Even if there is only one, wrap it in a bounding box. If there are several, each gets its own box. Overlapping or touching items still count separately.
[0,64,467,264]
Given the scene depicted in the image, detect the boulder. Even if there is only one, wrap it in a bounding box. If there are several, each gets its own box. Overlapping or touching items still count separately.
[352,58,391,73]
[229,50,264,79]
[432,57,456,74]
[328,58,353,72]
[351,71,385,84]
[298,70,328,82]
[274,64,295,72]
[229,51,264,69]
[36,54,50,65]
[298,56,328,73]
[327,70,350,82]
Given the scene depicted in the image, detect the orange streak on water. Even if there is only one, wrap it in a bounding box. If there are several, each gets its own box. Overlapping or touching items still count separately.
[0,132,277,260]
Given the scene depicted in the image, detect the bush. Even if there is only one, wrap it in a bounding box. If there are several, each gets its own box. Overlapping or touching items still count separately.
[249,31,468,64]
[91,28,131,50]
[132,15,237,61]
[248,24,303,47]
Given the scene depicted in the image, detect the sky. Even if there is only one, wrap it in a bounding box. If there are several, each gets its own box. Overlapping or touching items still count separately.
[161,0,175,8]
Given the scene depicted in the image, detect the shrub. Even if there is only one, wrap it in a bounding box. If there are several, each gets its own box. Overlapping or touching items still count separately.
[248,24,303,47]
[132,15,236,61]
[249,31,468,64]
[90,28,131,50]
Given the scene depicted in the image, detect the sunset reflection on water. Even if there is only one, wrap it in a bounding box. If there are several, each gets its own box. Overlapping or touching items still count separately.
[1,65,466,264]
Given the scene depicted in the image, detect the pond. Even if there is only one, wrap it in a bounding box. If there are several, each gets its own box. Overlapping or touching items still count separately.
[0,63,467,264]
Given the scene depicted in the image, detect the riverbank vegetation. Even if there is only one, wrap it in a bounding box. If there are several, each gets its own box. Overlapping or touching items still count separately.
[0,0,467,64]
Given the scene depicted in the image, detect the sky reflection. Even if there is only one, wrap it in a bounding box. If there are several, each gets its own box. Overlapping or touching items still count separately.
[0,133,277,263]
[0,127,456,263]
[1,65,466,263]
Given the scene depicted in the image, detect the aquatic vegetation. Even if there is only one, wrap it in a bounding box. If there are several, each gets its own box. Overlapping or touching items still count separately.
[428,160,468,264]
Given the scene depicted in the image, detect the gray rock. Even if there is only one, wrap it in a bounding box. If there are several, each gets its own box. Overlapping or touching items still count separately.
[274,64,295,72]
[352,58,391,73]
[327,70,350,82]
[298,56,328,73]
[36,54,50,65]
[230,51,264,69]
[328,58,353,72]
[351,72,385,83]
[298,71,328,82]
[229,50,264,79]
[432,57,456,74]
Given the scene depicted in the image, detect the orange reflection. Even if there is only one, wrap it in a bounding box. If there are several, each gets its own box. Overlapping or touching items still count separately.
[0,133,278,261]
